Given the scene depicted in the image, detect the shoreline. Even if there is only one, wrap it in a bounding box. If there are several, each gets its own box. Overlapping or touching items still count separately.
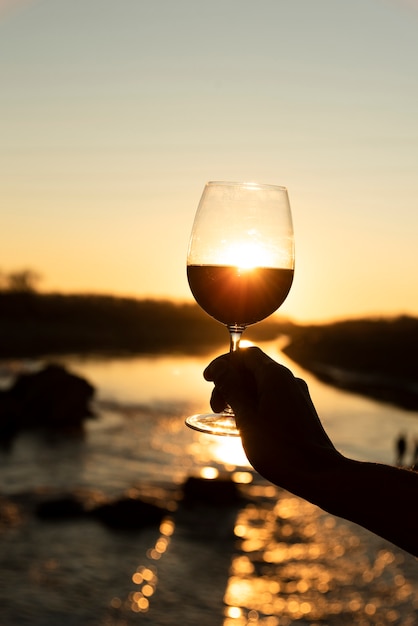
[293,361,418,412]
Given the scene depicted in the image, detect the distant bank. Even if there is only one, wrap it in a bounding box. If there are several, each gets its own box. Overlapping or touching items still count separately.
[1,291,418,412]
[283,316,418,411]
[0,291,290,358]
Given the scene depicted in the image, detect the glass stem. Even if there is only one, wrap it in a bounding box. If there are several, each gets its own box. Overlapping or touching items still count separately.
[223,325,246,416]
[228,324,246,353]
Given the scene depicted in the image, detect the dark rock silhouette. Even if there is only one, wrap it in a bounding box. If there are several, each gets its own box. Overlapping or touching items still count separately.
[182,475,242,506]
[91,496,168,530]
[32,488,169,530]
[3,477,245,537]
[0,364,94,444]
[36,495,88,520]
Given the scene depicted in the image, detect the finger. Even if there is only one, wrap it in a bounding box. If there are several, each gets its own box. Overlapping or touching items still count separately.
[237,346,296,391]
[209,385,228,413]
[204,353,229,382]
[205,352,256,416]
[205,347,289,406]
[236,349,324,435]
[204,347,274,381]
[204,354,238,412]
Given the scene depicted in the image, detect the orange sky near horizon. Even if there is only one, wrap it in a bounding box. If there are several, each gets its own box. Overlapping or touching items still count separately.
[1,0,418,323]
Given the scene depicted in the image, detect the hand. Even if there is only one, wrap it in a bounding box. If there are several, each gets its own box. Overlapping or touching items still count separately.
[204,347,418,556]
[204,347,344,500]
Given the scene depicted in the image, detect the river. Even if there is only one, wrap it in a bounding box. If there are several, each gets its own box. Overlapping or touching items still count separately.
[0,339,417,625]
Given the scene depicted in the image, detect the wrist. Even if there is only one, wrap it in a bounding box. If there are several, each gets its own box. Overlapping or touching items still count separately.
[273,447,348,510]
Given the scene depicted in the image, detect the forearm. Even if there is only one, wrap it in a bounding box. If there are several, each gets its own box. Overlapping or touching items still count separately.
[309,456,418,557]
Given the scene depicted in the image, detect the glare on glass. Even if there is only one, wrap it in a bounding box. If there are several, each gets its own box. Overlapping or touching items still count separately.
[186,181,294,436]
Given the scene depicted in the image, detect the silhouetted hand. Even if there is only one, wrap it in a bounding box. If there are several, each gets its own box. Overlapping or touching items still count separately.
[204,347,418,557]
[204,347,343,500]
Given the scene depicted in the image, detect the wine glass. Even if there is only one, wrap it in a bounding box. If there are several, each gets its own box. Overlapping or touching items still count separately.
[185,181,294,436]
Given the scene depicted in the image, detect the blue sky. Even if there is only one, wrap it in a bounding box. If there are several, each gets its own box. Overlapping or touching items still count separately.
[1,0,418,322]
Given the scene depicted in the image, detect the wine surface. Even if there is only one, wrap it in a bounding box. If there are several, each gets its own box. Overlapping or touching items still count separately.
[187,265,293,326]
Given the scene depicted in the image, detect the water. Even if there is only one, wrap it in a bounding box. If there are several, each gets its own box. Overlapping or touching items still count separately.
[0,341,417,625]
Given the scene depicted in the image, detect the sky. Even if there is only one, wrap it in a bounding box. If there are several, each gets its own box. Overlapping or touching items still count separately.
[1,0,418,323]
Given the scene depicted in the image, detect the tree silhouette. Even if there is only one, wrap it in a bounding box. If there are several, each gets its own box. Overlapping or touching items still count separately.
[0,269,41,293]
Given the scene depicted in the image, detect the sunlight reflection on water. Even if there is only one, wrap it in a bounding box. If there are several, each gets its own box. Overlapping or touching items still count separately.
[222,489,418,626]
[60,351,217,408]
[205,434,251,469]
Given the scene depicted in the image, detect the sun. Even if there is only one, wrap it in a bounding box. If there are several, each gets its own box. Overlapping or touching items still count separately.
[223,240,272,270]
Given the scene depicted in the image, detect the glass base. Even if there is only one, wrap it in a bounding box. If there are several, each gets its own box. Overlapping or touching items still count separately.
[185,412,240,437]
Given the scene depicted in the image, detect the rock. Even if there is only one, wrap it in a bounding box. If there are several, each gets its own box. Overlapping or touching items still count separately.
[182,475,242,506]
[0,364,95,442]
[36,495,88,520]
[0,393,21,447]
[91,496,167,530]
